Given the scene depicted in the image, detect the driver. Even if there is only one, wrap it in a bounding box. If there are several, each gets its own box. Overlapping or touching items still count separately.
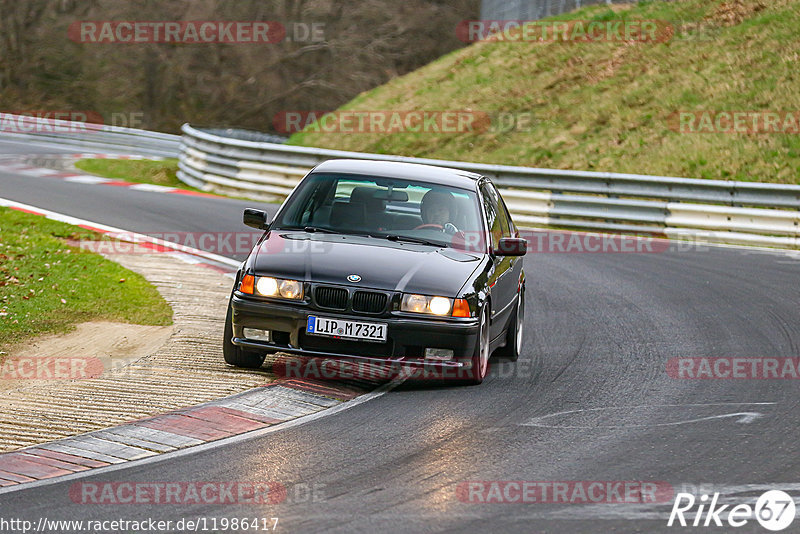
[419,190,457,230]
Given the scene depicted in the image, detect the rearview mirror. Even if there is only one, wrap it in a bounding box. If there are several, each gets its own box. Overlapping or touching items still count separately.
[372,190,409,201]
[243,208,269,230]
[493,237,527,256]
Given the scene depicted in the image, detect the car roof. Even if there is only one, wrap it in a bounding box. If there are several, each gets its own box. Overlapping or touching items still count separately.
[310,159,483,190]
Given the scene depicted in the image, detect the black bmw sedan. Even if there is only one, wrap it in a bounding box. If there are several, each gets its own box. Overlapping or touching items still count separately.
[224,159,526,384]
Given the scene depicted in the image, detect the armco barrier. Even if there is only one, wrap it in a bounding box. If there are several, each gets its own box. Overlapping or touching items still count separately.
[0,113,181,158]
[178,124,800,249]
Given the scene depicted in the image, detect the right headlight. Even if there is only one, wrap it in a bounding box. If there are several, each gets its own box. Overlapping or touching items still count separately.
[400,294,471,317]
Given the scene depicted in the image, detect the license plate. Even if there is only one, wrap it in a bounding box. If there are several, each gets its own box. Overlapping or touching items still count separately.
[306,316,387,343]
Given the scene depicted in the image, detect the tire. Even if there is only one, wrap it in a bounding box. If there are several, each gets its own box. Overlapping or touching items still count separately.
[466,307,491,385]
[223,300,267,369]
[497,288,524,362]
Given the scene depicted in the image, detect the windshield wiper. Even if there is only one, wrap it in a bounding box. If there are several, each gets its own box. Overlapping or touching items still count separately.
[384,234,447,248]
[278,226,341,234]
[302,226,340,234]
[281,226,378,238]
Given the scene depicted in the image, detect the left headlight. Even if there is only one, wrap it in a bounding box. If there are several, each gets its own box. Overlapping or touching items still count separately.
[239,274,304,300]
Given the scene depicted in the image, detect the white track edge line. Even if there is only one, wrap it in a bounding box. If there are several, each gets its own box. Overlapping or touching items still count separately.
[0,197,240,268]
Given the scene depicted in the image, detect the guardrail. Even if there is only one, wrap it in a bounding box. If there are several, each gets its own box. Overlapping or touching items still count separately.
[0,113,181,158]
[178,123,800,249]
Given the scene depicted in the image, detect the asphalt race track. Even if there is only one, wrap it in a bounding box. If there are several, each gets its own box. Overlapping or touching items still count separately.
[2,139,800,533]
[0,141,274,262]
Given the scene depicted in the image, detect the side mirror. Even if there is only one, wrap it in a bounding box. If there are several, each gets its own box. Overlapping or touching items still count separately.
[493,237,527,256]
[243,208,269,230]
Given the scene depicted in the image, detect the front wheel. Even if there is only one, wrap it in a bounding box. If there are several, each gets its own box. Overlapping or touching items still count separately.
[223,300,266,369]
[466,307,490,385]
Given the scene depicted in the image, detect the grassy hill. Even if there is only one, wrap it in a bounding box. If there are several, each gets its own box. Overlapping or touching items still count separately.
[289,0,800,184]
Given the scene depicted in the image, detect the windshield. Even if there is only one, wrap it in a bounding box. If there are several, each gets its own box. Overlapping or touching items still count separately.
[272,173,485,250]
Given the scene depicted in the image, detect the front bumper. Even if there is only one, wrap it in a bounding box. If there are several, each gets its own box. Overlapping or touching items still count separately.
[230,293,479,369]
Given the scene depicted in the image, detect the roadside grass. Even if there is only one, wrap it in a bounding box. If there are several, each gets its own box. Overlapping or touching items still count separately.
[74,158,200,190]
[290,0,800,184]
[0,207,173,349]
[74,158,276,202]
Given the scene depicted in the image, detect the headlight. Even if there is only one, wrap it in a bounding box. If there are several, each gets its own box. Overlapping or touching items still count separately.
[401,294,454,316]
[402,294,429,313]
[429,296,452,315]
[241,275,304,300]
[256,277,279,296]
[279,279,302,299]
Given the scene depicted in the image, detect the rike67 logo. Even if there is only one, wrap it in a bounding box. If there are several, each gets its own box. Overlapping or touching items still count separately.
[668,490,795,531]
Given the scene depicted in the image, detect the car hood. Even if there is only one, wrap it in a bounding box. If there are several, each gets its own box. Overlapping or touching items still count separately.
[250,231,483,296]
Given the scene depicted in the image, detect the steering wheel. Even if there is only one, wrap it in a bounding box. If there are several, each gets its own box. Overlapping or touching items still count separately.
[414,223,444,231]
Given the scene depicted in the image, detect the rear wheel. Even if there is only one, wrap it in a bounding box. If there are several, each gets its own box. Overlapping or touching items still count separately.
[497,288,524,362]
[466,307,490,385]
[223,300,266,369]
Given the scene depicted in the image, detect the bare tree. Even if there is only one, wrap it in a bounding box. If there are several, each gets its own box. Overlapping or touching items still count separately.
[0,0,479,132]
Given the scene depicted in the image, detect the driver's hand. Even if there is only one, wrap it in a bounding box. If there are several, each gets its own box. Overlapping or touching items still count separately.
[444,223,458,235]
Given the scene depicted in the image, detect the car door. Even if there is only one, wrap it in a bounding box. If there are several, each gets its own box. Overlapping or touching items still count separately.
[480,180,518,341]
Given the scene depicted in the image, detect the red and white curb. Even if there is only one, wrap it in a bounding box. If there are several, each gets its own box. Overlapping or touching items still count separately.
[0,197,391,491]
[0,197,240,275]
[0,153,220,199]
[0,378,378,492]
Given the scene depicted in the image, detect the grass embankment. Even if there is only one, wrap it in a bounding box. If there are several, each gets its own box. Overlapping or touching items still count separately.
[74,158,265,201]
[74,158,199,190]
[0,207,172,348]
[290,0,800,184]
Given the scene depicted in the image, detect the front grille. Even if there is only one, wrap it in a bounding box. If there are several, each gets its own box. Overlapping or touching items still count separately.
[352,291,387,314]
[315,286,348,310]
